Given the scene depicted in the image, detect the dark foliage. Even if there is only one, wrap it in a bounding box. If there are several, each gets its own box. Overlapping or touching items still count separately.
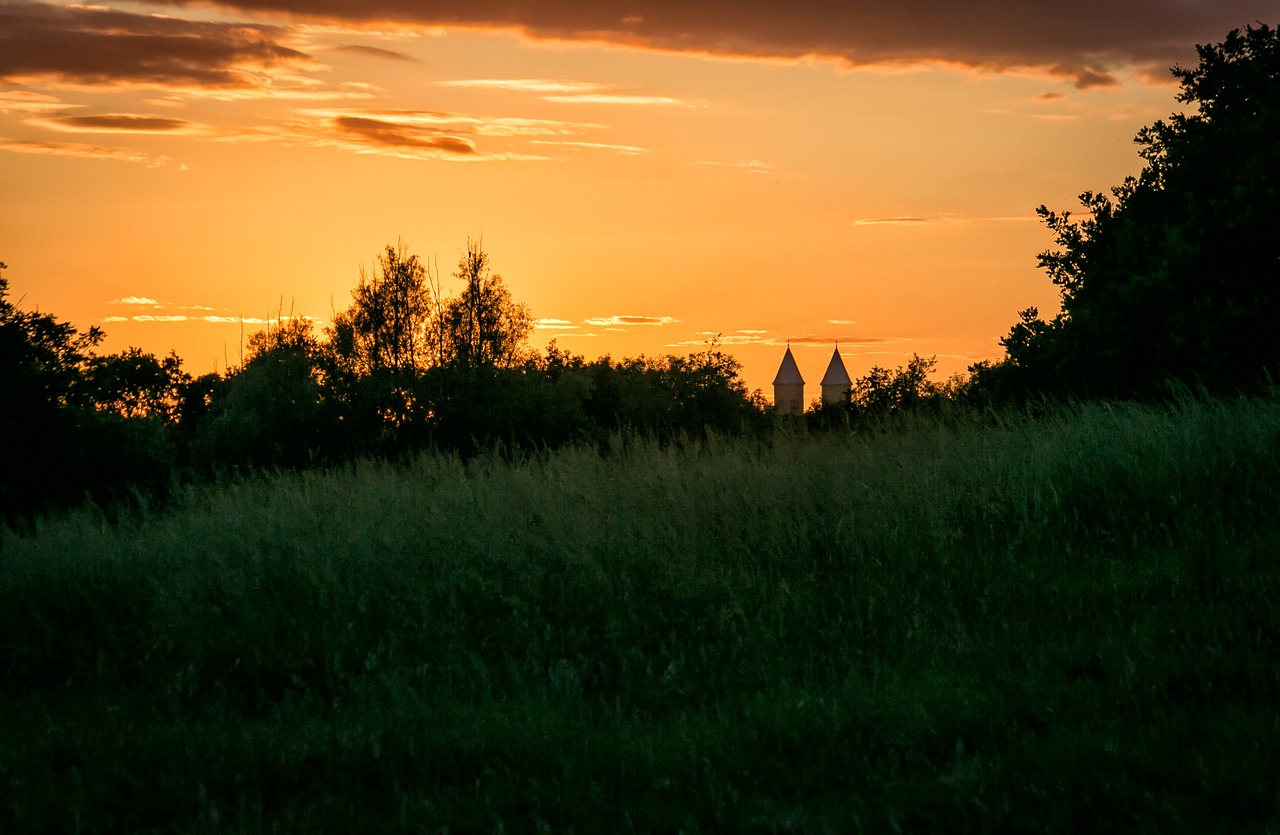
[1,243,771,519]
[439,239,534,371]
[0,265,179,523]
[810,353,963,429]
[194,318,337,471]
[990,24,1280,400]
[81,347,189,421]
[327,241,434,377]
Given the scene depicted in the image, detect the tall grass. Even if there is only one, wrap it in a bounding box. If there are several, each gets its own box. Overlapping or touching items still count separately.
[2,394,1279,832]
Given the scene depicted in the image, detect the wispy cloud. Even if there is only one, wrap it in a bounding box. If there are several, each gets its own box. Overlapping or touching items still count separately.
[853,214,1036,227]
[182,82,380,103]
[300,108,598,135]
[33,113,204,134]
[0,90,66,115]
[258,107,609,160]
[531,140,647,155]
[787,335,910,345]
[250,110,543,161]
[584,315,680,327]
[102,296,319,328]
[536,318,577,329]
[670,332,772,347]
[440,78,691,107]
[329,44,418,62]
[334,115,477,155]
[853,216,932,226]
[0,138,169,166]
[670,331,911,348]
[931,350,986,362]
[200,315,269,324]
[761,334,813,345]
[439,78,604,94]
[474,117,607,137]
[695,159,772,174]
[117,313,304,326]
[542,94,692,107]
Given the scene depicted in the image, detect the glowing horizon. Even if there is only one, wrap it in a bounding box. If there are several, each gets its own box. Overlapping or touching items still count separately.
[2,1,1271,394]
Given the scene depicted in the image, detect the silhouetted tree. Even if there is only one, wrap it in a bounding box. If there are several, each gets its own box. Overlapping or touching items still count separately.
[849,354,944,417]
[200,317,335,469]
[322,242,440,443]
[439,239,533,370]
[247,315,321,362]
[2,262,96,517]
[659,337,766,434]
[0,262,102,410]
[999,23,1280,398]
[0,263,177,520]
[328,241,434,377]
[82,348,189,421]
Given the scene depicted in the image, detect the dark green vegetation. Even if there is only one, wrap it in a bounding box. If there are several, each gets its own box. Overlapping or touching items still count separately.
[3,24,1280,832]
[984,23,1280,400]
[0,248,769,525]
[3,395,1279,831]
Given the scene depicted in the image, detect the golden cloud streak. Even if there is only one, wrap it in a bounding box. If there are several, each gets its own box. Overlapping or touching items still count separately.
[0,137,169,166]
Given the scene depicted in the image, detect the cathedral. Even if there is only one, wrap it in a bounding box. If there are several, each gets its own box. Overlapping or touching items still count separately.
[772,345,851,415]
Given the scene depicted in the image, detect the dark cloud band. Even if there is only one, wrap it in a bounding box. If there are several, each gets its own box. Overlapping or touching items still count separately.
[144,0,1272,86]
[333,115,477,153]
[4,1,1269,92]
[0,2,309,89]
[51,114,194,132]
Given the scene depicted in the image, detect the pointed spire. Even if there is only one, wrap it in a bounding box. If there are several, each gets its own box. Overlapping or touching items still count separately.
[773,345,804,385]
[820,345,851,387]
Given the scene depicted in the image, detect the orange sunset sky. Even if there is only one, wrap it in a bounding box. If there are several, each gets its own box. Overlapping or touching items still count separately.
[1,1,1273,395]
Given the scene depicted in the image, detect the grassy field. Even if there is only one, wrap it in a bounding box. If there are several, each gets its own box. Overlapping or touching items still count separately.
[2,394,1279,832]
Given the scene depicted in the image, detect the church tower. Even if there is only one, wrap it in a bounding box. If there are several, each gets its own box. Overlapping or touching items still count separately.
[821,345,852,405]
[772,345,805,415]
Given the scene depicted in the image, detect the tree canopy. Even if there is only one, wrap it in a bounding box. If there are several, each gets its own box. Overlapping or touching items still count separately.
[997,23,1280,398]
[1,264,181,521]
[440,239,533,370]
[327,241,433,377]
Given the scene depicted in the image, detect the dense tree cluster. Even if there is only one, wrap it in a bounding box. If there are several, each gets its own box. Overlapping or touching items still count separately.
[806,353,968,430]
[0,247,767,523]
[982,23,1280,399]
[1,263,187,521]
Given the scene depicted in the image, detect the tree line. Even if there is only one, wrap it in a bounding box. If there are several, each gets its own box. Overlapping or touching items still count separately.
[0,233,988,526]
[0,242,777,524]
[1,225,977,524]
[3,23,1275,523]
